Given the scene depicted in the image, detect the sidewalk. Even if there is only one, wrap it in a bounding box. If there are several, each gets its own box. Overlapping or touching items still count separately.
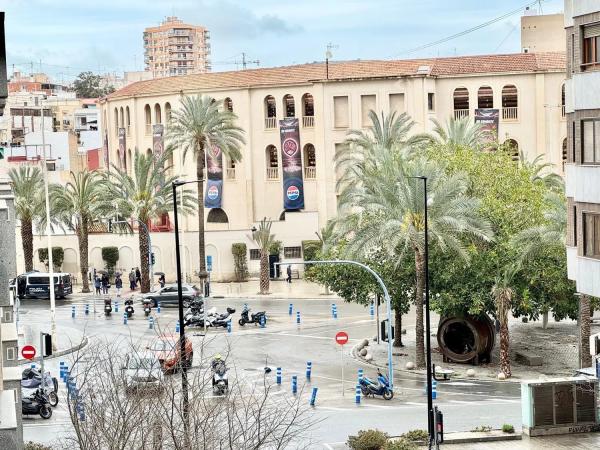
[210,279,340,300]
[417,432,600,449]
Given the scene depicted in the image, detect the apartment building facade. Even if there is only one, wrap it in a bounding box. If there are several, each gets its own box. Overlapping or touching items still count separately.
[143,16,211,78]
[565,1,600,297]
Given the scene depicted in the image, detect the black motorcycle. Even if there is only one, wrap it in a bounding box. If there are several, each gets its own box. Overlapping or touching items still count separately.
[238,304,266,327]
[21,368,59,407]
[125,298,134,318]
[22,389,53,419]
[183,299,205,327]
[143,299,152,317]
[104,298,112,316]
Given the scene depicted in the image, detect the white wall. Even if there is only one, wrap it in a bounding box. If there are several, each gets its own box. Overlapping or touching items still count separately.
[24,131,70,171]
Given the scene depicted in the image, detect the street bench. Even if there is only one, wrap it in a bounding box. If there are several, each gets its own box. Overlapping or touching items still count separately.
[515,351,543,366]
[435,367,455,380]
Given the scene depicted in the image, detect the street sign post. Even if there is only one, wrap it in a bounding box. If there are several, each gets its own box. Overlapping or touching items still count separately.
[335,331,349,396]
[21,345,36,360]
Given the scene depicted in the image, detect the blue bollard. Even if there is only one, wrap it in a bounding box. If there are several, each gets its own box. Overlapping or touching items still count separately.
[157,302,161,314]
[85,304,89,315]
[260,314,266,328]
[77,402,85,421]
[62,366,69,382]
[227,320,232,333]
[30,363,36,370]
[288,303,293,315]
[306,361,312,381]
[292,375,298,394]
[370,302,374,318]
[114,301,119,313]
[276,367,282,385]
[123,313,128,325]
[596,359,600,378]
[333,305,337,319]
[296,311,301,324]
[310,387,318,406]
[71,305,75,318]
[176,320,180,333]
[432,380,437,400]
[358,368,364,383]
[149,316,154,329]
[59,361,65,380]
[355,385,361,404]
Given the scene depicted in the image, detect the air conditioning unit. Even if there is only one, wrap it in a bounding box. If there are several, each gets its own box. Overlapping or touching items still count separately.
[521,377,599,436]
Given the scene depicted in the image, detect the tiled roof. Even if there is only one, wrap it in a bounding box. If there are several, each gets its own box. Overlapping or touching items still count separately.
[108,52,566,100]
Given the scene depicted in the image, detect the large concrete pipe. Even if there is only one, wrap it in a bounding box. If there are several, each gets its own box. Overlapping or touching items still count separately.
[437,315,495,365]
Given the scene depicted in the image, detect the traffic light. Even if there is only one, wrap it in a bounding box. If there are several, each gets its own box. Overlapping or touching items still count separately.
[151,253,155,265]
[42,333,52,357]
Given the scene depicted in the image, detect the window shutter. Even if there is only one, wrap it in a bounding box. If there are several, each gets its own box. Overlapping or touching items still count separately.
[583,23,600,39]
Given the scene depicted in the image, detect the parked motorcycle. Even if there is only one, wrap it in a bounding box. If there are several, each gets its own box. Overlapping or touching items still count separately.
[238,304,267,327]
[104,298,112,316]
[209,307,236,328]
[184,300,206,327]
[21,368,59,407]
[125,297,135,318]
[143,299,152,317]
[211,356,228,396]
[359,369,394,400]
[22,388,53,419]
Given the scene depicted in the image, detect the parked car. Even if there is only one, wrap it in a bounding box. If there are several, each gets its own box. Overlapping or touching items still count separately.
[148,334,193,374]
[121,353,164,393]
[138,283,201,308]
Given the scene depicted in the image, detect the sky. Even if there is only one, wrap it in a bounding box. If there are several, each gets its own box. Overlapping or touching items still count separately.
[0,0,564,83]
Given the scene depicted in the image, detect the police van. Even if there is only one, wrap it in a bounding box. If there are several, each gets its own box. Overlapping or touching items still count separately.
[14,271,73,299]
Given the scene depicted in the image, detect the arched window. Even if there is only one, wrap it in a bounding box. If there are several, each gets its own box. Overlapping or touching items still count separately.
[478,86,493,109]
[207,208,229,223]
[279,211,286,221]
[224,97,233,112]
[154,103,162,124]
[146,148,152,159]
[562,138,568,170]
[302,93,314,127]
[226,157,236,180]
[144,104,151,135]
[264,96,277,129]
[303,143,316,179]
[283,94,295,118]
[453,87,469,119]
[266,145,278,179]
[119,107,124,128]
[126,148,132,171]
[561,84,566,117]
[165,102,172,122]
[504,139,519,161]
[501,85,518,120]
[125,106,131,135]
[114,107,119,135]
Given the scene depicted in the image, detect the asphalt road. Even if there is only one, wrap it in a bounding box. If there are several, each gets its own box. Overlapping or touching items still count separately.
[18,295,521,448]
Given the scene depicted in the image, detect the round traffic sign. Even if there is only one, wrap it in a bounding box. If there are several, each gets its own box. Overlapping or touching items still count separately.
[335,331,349,346]
[21,345,36,360]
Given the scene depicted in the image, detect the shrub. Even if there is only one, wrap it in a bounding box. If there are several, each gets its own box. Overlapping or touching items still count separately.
[269,240,282,256]
[24,442,53,450]
[231,243,249,282]
[347,429,389,450]
[502,424,515,434]
[471,425,492,433]
[384,439,417,450]
[38,247,64,271]
[302,239,321,274]
[400,429,428,442]
[102,246,119,278]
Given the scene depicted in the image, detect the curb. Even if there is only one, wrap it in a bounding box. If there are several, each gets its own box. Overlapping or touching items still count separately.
[433,431,522,445]
[28,335,89,364]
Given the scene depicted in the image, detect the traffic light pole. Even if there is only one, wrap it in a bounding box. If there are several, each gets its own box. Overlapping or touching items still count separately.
[275,260,394,389]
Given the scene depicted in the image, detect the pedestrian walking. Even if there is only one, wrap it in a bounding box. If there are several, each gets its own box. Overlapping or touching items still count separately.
[286,265,292,284]
[158,273,166,288]
[101,274,109,295]
[129,269,136,291]
[115,274,123,297]
[94,277,101,295]
[135,267,141,287]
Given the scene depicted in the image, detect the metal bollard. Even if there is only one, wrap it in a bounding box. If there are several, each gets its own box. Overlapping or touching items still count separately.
[227,320,232,333]
[370,302,374,318]
[123,313,128,325]
[306,361,312,381]
[296,311,301,324]
[331,303,337,319]
[276,367,282,385]
[358,368,364,383]
[114,301,119,313]
[71,305,76,318]
[157,302,161,314]
[355,385,361,404]
[292,375,298,394]
[310,387,318,406]
[59,361,66,381]
[149,316,154,329]
[260,314,266,328]
[62,366,69,383]
[175,320,180,333]
[77,402,86,422]
[432,380,437,400]
[289,303,293,315]
[85,304,89,315]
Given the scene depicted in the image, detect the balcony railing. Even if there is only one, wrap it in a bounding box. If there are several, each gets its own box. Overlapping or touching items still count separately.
[266,167,279,180]
[302,116,315,128]
[265,117,277,129]
[502,107,518,121]
[304,166,316,179]
[226,168,236,180]
[453,109,469,120]
[145,123,152,135]
[562,105,566,118]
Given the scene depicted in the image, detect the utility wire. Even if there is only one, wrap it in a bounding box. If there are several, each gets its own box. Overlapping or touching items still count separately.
[389,0,548,57]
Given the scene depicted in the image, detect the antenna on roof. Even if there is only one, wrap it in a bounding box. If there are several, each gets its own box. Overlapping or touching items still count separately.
[325,42,339,80]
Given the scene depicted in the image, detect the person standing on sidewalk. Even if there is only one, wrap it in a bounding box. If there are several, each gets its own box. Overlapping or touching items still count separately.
[286,265,292,284]
[101,273,109,295]
[115,274,123,297]
[129,269,136,291]
[94,277,101,295]
[135,267,141,287]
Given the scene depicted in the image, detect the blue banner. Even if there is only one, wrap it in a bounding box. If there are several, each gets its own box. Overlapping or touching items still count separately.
[204,145,223,208]
[279,118,304,210]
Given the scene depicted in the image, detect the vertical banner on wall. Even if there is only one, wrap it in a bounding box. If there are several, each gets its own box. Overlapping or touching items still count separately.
[474,109,499,142]
[103,130,110,170]
[118,127,126,168]
[204,145,223,208]
[152,124,164,164]
[279,117,304,210]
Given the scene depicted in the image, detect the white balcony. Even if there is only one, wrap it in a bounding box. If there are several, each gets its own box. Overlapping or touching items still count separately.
[304,166,316,179]
[565,164,600,204]
[226,167,236,180]
[568,249,600,298]
[502,107,518,121]
[265,117,277,129]
[302,116,315,128]
[453,109,469,120]
[266,167,279,180]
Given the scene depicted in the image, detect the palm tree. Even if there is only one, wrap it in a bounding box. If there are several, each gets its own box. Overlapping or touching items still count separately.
[335,151,493,368]
[429,116,486,149]
[104,147,195,293]
[167,95,246,288]
[9,166,44,272]
[50,170,108,293]
[517,152,564,191]
[252,218,277,295]
[492,265,518,378]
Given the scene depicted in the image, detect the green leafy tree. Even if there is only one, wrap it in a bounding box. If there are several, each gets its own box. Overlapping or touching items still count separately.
[73,71,114,98]
[252,218,276,295]
[167,95,246,287]
[38,247,64,271]
[104,147,195,293]
[9,166,44,272]
[102,247,120,278]
[231,243,249,282]
[50,170,108,293]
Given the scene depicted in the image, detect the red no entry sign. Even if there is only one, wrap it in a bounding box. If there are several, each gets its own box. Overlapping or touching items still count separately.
[335,331,349,346]
[21,345,36,360]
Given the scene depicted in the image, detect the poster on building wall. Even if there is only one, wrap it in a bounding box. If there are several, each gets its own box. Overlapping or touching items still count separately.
[279,117,304,210]
[204,144,223,208]
[474,109,499,142]
[118,127,126,168]
[103,130,110,170]
[152,124,164,164]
